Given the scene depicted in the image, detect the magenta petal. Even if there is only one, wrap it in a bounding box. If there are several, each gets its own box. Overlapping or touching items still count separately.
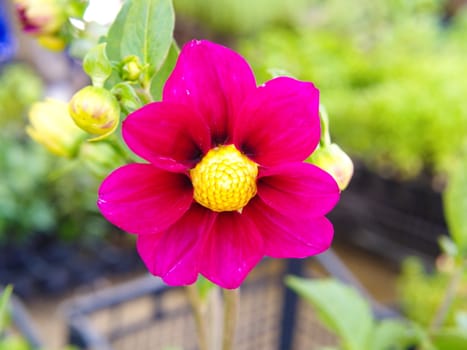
[123,102,211,172]
[136,205,216,286]
[199,211,264,289]
[233,77,320,165]
[97,164,193,235]
[163,40,256,143]
[244,198,334,258]
[258,162,340,218]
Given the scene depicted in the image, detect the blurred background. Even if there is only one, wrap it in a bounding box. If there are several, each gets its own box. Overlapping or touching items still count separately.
[1,0,467,349]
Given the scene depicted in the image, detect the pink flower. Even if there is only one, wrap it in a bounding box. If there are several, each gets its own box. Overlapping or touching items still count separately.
[97,40,340,289]
[14,0,66,36]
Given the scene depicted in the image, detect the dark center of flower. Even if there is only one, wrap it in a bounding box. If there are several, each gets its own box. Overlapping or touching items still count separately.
[190,144,258,212]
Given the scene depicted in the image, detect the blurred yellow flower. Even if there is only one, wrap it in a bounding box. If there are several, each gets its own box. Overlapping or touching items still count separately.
[27,98,86,158]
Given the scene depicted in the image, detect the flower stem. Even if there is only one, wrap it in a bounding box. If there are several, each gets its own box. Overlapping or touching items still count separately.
[429,262,464,332]
[135,86,154,104]
[222,288,239,350]
[208,288,223,350]
[319,104,331,147]
[186,285,209,350]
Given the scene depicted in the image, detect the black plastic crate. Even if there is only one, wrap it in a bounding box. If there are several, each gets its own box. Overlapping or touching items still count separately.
[330,163,447,264]
[0,233,144,299]
[64,252,397,350]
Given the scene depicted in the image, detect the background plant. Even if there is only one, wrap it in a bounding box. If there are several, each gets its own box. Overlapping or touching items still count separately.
[0,63,114,242]
[174,0,310,36]
[239,0,467,179]
[287,150,467,350]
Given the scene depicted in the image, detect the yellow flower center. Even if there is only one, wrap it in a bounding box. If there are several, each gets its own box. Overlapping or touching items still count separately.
[190,144,258,212]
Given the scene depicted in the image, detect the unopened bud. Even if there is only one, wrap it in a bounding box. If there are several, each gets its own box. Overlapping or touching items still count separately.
[308,143,354,191]
[26,99,86,158]
[69,86,120,140]
[120,55,144,82]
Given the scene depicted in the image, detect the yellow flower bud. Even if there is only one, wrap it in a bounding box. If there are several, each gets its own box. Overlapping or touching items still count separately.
[69,86,121,140]
[26,99,86,158]
[120,55,144,82]
[308,143,354,191]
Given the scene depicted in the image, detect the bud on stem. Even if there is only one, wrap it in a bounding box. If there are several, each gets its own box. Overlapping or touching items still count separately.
[69,86,121,140]
[310,104,354,190]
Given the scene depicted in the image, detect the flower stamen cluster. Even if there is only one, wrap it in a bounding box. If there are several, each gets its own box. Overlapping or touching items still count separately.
[190,144,258,212]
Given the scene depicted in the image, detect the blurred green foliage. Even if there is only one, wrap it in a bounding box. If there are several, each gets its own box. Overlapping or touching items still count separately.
[0,137,113,242]
[443,149,467,255]
[0,63,111,242]
[292,180,467,345]
[289,271,467,350]
[399,149,467,330]
[286,276,419,350]
[0,65,42,129]
[1,137,55,238]
[398,258,467,328]
[174,0,310,36]
[239,0,467,178]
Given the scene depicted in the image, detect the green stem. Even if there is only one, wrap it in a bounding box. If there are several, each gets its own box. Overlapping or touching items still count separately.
[222,288,239,350]
[319,104,332,147]
[186,285,209,350]
[103,136,136,163]
[135,86,154,104]
[139,69,154,103]
[429,262,464,333]
[207,288,223,350]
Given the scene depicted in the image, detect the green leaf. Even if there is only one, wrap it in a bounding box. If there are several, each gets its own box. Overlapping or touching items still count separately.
[106,0,131,62]
[432,329,467,350]
[285,276,374,350]
[443,155,467,253]
[107,0,175,79]
[123,0,174,76]
[370,320,418,350]
[66,0,89,18]
[150,41,179,101]
[83,43,113,87]
[0,285,13,332]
